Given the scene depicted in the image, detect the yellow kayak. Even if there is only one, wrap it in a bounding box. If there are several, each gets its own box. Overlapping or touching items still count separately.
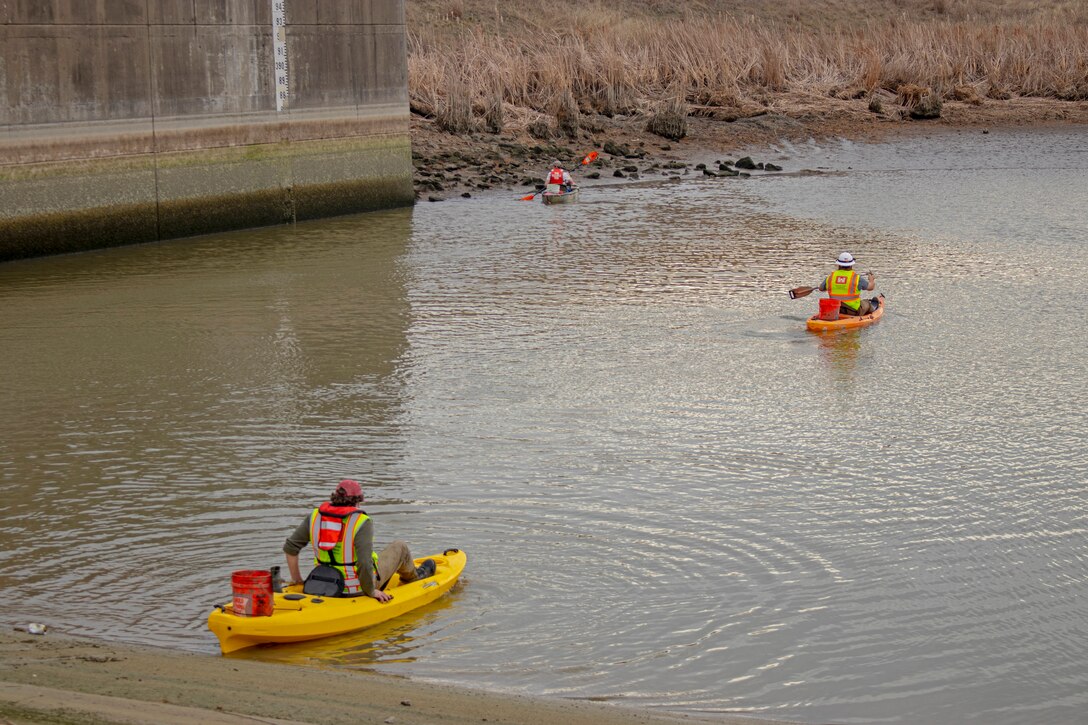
[806,295,885,332]
[208,549,467,654]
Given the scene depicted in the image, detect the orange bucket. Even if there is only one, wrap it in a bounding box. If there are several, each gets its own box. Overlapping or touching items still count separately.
[818,298,840,321]
[231,570,274,617]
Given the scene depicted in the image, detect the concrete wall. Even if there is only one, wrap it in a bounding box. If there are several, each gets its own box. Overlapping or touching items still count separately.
[0,0,414,262]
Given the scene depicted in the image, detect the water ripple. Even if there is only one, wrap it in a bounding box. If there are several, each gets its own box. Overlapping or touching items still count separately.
[2,129,1087,724]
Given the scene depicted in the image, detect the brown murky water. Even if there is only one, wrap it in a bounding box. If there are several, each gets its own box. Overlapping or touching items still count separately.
[1,127,1086,724]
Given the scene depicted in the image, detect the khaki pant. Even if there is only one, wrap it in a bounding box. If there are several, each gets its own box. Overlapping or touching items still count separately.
[376,540,418,589]
[840,298,876,316]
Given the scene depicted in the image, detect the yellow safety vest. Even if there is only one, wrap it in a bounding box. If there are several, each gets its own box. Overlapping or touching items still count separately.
[308,507,379,595]
[826,269,861,311]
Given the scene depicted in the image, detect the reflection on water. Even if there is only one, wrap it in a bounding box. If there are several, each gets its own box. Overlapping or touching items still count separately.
[1,127,1087,725]
[814,328,864,381]
[0,210,416,647]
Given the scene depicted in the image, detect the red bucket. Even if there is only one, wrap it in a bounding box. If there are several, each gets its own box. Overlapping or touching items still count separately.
[818,298,840,321]
[231,570,274,617]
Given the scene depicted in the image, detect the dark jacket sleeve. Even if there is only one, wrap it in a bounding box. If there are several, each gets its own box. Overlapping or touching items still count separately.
[283,515,312,556]
[354,518,376,597]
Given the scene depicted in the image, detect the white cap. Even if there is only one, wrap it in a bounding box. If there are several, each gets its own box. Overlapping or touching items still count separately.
[837,252,855,267]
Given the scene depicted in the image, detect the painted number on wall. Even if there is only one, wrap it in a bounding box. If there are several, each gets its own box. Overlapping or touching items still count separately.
[272,0,289,111]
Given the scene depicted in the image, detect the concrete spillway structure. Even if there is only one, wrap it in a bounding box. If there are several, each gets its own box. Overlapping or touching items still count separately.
[0,1,413,262]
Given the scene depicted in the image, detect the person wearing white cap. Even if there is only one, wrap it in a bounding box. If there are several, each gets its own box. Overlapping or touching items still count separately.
[817,252,879,316]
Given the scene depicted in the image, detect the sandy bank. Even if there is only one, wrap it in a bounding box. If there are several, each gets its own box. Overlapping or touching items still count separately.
[0,630,797,725]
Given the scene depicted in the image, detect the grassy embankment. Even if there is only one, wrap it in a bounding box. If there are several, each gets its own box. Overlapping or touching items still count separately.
[405,0,1088,197]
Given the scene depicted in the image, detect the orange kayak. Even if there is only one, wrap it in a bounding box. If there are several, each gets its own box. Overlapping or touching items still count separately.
[806,295,885,332]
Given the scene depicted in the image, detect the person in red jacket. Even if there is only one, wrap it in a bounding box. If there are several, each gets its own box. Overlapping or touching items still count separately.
[545,159,574,193]
[283,479,434,602]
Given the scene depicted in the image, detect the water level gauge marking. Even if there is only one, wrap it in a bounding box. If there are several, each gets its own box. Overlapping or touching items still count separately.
[272,0,289,111]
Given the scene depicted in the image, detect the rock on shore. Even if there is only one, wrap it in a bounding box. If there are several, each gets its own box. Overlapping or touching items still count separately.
[410,98,1088,201]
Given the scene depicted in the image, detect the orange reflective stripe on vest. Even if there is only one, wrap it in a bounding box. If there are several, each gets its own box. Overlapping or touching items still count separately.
[315,518,344,550]
[826,270,861,310]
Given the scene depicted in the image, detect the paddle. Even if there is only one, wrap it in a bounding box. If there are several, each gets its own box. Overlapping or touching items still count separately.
[788,286,817,299]
[519,151,599,200]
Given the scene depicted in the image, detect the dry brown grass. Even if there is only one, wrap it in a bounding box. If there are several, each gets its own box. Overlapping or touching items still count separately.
[645,93,688,140]
[408,0,1088,135]
[434,69,476,134]
[483,82,504,134]
[554,89,581,138]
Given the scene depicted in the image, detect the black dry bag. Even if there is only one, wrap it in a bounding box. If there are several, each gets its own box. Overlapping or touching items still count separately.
[303,565,344,597]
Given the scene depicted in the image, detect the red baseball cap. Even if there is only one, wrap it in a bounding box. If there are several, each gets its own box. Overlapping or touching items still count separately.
[336,479,363,497]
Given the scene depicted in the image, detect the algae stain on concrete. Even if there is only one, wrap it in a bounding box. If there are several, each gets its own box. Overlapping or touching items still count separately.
[1,0,414,262]
[1,131,415,262]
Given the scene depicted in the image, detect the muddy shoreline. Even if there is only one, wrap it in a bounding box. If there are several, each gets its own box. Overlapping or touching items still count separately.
[410,97,1088,202]
[0,629,798,725]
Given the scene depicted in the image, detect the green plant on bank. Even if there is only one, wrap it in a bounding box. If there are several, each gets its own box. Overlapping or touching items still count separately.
[407,0,1088,135]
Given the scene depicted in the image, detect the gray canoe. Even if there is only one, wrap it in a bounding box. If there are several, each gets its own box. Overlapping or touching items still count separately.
[541,188,579,205]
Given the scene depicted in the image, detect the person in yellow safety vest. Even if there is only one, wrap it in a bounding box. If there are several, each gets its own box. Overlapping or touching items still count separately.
[283,479,435,602]
[819,251,880,316]
[545,159,574,194]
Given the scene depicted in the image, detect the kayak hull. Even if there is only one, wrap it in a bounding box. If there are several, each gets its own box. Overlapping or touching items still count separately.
[542,188,578,204]
[806,296,885,331]
[207,549,466,654]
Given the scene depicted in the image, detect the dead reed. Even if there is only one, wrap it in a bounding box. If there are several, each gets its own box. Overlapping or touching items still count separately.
[434,68,476,134]
[646,94,688,140]
[408,1,1088,134]
[554,89,580,138]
